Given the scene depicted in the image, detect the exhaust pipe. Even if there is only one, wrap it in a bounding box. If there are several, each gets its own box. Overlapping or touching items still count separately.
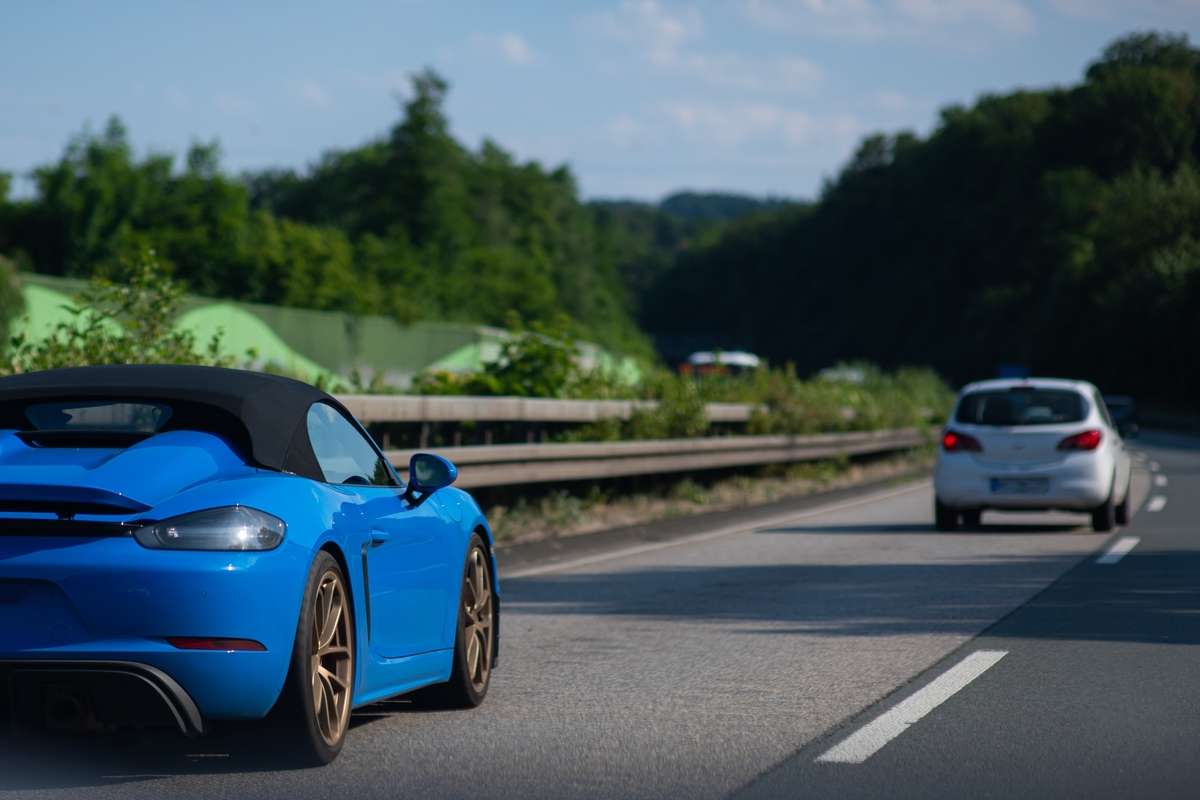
[43,686,94,732]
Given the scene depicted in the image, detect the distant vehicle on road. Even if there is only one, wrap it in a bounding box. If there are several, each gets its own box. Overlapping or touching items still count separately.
[1103,394,1139,438]
[934,378,1133,532]
[679,350,761,376]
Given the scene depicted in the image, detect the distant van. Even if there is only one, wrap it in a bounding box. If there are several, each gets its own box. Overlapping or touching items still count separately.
[678,351,761,377]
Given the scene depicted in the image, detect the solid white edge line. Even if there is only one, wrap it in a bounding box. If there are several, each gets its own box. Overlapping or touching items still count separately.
[816,650,1008,765]
[1154,475,1168,487]
[1147,495,1167,513]
[1096,536,1140,565]
[504,480,931,579]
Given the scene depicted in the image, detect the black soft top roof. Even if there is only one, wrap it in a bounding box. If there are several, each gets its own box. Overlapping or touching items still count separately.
[0,365,352,480]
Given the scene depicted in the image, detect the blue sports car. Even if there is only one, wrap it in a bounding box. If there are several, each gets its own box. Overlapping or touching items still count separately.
[0,365,498,764]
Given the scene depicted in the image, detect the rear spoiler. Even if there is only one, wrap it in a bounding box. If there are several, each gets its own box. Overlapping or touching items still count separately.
[0,484,150,517]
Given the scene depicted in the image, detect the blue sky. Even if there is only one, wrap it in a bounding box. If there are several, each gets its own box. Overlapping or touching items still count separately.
[2,1,1197,200]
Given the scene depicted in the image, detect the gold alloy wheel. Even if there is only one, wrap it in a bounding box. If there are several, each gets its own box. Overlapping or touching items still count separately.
[462,546,493,693]
[311,570,353,747]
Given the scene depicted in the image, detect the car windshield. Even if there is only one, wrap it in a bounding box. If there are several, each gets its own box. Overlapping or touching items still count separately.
[24,400,173,433]
[955,389,1087,426]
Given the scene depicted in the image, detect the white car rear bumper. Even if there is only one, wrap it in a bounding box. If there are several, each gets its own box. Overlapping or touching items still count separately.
[934,452,1112,511]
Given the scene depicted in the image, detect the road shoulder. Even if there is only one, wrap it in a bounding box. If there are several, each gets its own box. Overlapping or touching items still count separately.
[497,470,930,576]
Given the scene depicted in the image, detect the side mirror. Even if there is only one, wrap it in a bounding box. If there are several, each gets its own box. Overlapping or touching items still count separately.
[405,453,458,505]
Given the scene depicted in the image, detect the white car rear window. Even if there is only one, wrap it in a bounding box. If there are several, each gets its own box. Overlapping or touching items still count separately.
[955,389,1087,426]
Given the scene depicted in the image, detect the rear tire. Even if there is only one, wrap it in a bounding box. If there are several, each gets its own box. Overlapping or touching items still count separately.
[935,499,959,532]
[412,535,495,709]
[961,509,982,529]
[1092,488,1117,533]
[272,551,355,765]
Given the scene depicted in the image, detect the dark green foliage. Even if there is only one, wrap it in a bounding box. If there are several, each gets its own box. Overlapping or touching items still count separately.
[0,71,680,358]
[0,69,801,366]
[643,32,1200,404]
[658,192,797,223]
[243,72,651,355]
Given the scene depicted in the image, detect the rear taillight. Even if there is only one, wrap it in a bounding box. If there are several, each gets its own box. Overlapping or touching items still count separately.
[942,430,982,452]
[1058,429,1102,451]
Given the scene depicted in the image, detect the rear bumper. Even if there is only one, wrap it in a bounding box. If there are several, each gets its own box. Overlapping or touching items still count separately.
[0,535,311,720]
[934,453,1112,511]
[0,659,204,736]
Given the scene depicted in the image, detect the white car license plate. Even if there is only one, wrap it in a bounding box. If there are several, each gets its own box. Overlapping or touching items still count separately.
[990,477,1049,495]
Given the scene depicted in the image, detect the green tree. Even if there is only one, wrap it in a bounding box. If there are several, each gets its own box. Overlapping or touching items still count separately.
[642,31,1200,405]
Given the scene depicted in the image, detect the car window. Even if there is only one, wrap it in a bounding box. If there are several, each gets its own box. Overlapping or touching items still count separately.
[955,389,1087,426]
[25,400,172,432]
[306,403,396,486]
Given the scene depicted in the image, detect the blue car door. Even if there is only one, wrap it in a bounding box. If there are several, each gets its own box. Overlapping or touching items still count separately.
[305,403,458,659]
[358,490,458,657]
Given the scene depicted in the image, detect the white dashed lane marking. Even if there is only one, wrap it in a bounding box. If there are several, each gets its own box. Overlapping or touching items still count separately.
[1097,537,1140,565]
[816,650,1008,765]
[1147,496,1167,513]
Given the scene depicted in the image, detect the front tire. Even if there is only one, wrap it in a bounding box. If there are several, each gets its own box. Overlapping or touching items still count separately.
[961,509,982,529]
[275,551,355,765]
[415,535,495,709]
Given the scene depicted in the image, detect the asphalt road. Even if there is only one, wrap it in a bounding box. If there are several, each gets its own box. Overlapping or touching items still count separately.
[3,434,1193,800]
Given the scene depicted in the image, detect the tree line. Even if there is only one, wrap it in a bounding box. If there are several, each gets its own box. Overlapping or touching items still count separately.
[1,31,1194,407]
[0,71,776,359]
[643,32,1200,404]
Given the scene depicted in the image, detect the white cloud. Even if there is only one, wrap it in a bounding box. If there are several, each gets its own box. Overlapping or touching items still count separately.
[1051,0,1200,19]
[606,113,646,147]
[1048,0,1106,15]
[596,0,703,65]
[743,0,886,38]
[594,1,822,93]
[296,80,331,109]
[214,93,254,116]
[468,32,536,65]
[661,100,858,148]
[895,0,1034,33]
[741,0,1036,40]
[675,52,823,92]
[498,33,535,64]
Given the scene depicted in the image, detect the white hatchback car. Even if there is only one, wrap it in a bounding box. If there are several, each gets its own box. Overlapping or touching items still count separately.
[933,378,1133,532]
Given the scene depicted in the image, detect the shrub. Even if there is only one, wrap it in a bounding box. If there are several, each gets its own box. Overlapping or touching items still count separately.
[5,249,236,374]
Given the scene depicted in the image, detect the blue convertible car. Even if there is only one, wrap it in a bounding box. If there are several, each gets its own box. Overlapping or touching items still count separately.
[0,365,498,763]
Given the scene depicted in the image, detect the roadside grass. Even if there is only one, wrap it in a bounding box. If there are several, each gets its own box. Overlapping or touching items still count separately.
[488,447,934,544]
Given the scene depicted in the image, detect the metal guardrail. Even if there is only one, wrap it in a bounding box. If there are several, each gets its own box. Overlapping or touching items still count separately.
[337,394,758,424]
[387,428,928,489]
